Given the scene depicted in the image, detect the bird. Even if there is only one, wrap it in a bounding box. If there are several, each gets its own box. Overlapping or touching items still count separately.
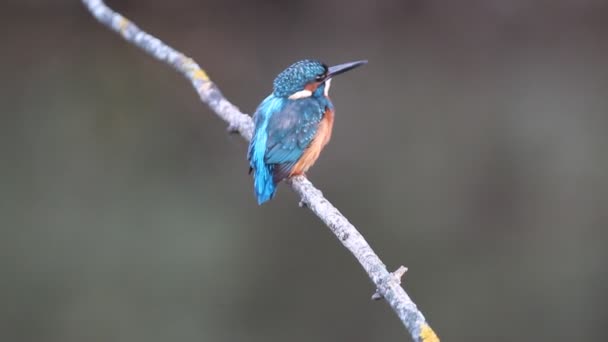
[247,59,367,204]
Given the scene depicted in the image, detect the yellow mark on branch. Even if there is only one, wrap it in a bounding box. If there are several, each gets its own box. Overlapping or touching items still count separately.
[420,324,439,342]
[193,69,210,81]
[117,15,130,35]
[181,57,210,82]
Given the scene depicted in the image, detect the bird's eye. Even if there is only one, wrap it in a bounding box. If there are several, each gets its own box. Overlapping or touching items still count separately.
[315,74,326,81]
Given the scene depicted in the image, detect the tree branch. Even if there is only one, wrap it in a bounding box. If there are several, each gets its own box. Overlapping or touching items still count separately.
[81,1,439,340]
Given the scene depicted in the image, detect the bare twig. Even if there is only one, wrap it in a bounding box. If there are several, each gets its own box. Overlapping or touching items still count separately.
[372,266,408,300]
[81,1,439,341]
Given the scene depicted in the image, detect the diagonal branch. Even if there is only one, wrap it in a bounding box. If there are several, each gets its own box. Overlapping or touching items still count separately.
[81,1,439,341]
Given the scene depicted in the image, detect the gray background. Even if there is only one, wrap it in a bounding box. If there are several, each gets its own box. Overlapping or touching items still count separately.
[2,0,607,341]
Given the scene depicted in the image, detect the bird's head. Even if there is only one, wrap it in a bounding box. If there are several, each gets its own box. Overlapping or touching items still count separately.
[272,59,367,100]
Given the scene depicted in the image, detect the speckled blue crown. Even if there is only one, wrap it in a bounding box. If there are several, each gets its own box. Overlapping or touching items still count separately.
[273,59,327,97]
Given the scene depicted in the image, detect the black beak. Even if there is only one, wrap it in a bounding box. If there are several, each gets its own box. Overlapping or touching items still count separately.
[327,60,367,78]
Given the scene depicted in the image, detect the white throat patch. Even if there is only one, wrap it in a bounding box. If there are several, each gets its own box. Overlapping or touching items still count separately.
[288,89,312,100]
[287,79,332,100]
[324,79,332,97]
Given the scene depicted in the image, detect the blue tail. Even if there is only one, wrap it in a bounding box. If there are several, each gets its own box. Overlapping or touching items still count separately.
[252,164,276,205]
[247,94,286,205]
[248,122,277,204]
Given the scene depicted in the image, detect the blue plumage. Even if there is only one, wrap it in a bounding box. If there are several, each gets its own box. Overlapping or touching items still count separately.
[248,59,367,204]
[272,60,327,97]
[247,95,288,204]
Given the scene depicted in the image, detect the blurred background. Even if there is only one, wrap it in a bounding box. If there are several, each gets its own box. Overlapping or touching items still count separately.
[2,0,608,341]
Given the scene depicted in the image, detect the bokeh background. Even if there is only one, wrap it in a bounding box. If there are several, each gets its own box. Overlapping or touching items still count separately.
[2,0,608,341]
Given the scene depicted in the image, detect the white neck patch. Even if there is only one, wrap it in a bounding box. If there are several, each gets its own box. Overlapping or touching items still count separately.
[324,79,332,97]
[288,89,312,100]
[288,79,332,100]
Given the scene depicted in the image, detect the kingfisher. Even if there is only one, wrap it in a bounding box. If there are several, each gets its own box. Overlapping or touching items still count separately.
[247,59,367,204]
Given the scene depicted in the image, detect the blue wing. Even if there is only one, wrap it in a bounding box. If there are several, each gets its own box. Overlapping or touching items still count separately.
[247,96,323,204]
[264,98,324,180]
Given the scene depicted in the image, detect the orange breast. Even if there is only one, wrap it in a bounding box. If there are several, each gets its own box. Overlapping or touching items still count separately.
[290,108,334,176]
